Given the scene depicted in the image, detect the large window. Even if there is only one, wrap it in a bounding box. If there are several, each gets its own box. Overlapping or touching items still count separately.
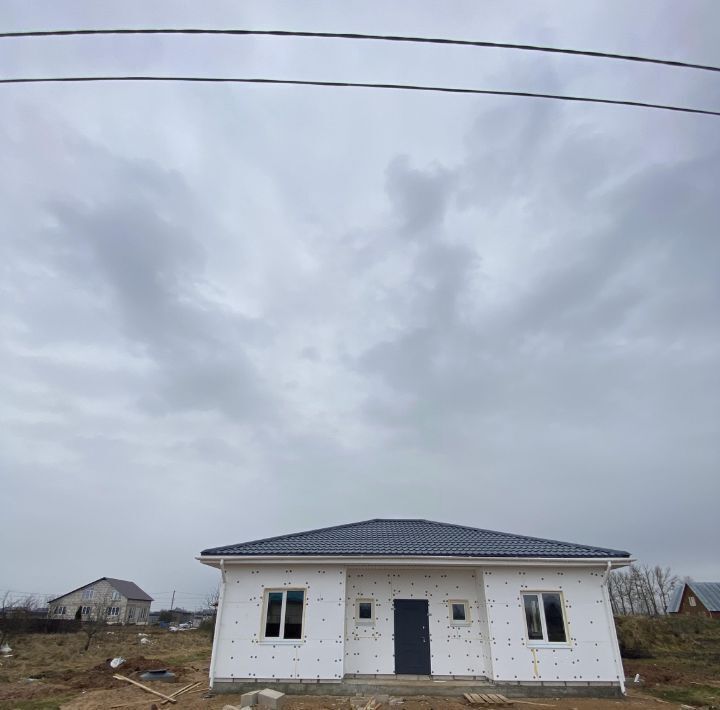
[81,588,94,600]
[263,590,305,640]
[522,592,568,644]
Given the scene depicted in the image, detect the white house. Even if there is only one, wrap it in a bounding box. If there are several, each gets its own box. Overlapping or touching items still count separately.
[198,519,630,697]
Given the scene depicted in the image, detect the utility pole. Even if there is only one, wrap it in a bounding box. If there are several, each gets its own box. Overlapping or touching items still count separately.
[169,590,175,611]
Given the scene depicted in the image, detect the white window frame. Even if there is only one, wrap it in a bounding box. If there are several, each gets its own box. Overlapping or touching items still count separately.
[81,606,92,615]
[355,598,375,624]
[54,605,67,615]
[110,590,121,601]
[127,606,136,621]
[260,588,306,643]
[81,588,94,601]
[448,599,471,626]
[688,596,696,607]
[522,591,570,647]
[139,607,148,621]
[106,606,120,617]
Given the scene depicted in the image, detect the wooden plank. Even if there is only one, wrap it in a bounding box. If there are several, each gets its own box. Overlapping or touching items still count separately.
[512,701,557,708]
[472,694,487,703]
[112,675,177,703]
[489,693,512,705]
[159,681,201,705]
[464,694,476,704]
[480,694,496,704]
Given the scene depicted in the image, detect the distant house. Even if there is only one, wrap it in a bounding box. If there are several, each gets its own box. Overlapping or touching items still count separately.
[47,577,153,625]
[198,518,631,696]
[668,581,720,618]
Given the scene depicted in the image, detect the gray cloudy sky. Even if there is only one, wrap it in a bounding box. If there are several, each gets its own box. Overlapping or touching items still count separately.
[2,1,719,611]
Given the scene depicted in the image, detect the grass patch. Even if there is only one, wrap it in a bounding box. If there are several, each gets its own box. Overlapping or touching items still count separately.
[652,685,720,707]
[618,616,720,707]
[0,695,74,710]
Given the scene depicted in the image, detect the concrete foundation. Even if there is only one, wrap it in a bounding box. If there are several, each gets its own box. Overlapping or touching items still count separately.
[211,677,624,698]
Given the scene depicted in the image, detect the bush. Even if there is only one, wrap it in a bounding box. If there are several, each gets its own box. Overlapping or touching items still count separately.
[615,616,654,658]
[197,617,215,637]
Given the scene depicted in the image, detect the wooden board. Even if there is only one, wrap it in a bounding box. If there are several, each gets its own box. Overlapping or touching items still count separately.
[464,692,515,706]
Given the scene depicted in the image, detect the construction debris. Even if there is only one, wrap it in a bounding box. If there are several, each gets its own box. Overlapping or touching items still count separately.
[159,681,202,705]
[240,688,262,706]
[112,673,177,703]
[464,693,515,706]
[109,657,125,669]
[257,687,286,709]
[139,669,176,682]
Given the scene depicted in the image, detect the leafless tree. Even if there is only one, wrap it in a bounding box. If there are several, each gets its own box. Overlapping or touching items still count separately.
[653,566,679,613]
[609,562,680,616]
[79,595,114,651]
[0,593,39,646]
[205,586,220,612]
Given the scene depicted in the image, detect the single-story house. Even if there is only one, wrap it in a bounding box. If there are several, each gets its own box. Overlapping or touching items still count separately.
[47,577,153,625]
[668,581,720,618]
[198,519,630,696]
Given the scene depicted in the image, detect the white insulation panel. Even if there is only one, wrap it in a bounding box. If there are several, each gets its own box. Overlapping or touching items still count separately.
[344,567,492,677]
[211,563,622,686]
[483,566,623,683]
[213,565,346,681]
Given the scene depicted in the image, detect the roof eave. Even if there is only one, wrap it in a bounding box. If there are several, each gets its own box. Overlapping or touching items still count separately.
[196,553,633,569]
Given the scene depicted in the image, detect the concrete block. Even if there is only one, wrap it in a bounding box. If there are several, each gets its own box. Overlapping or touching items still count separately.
[258,688,286,709]
[240,689,261,707]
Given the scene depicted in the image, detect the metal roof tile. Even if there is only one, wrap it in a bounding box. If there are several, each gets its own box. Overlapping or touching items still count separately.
[201,518,630,559]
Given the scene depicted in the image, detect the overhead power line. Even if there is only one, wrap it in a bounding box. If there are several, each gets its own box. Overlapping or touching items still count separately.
[2,27,719,74]
[1,75,718,117]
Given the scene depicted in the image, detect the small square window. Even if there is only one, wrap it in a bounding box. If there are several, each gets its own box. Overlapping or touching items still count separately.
[449,600,470,625]
[689,596,696,607]
[356,599,375,624]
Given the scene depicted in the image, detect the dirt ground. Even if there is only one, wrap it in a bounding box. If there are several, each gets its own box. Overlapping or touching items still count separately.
[0,625,717,710]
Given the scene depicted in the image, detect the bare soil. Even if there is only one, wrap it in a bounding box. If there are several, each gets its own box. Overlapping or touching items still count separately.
[0,618,718,710]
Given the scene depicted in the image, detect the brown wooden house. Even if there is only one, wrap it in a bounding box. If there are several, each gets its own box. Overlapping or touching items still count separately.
[668,581,720,618]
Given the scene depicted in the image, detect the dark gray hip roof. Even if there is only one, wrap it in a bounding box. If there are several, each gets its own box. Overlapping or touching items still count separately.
[200,518,630,558]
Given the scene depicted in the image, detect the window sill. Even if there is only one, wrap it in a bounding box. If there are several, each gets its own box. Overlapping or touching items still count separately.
[527,642,572,649]
[259,639,305,645]
[356,620,375,625]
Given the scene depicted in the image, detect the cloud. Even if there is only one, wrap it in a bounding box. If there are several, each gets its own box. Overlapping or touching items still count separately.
[1,0,719,603]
